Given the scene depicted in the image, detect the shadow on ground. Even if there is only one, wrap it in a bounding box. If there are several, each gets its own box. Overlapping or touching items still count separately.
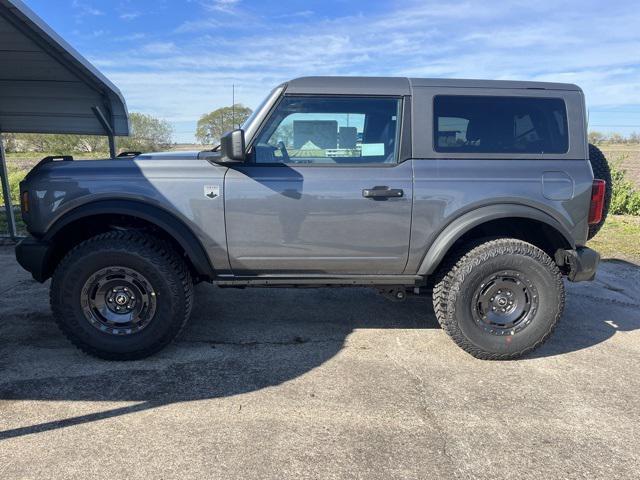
[1,251,639,441]
[0,281,436,440]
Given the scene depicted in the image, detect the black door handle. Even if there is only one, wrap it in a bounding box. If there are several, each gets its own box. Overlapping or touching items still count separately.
[362,186,404,199]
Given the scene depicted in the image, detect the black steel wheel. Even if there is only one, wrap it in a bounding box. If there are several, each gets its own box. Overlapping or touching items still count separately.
[51,231,194,360]
[81,266,158,336]
[433,239,564,360]
[471,271,539,335]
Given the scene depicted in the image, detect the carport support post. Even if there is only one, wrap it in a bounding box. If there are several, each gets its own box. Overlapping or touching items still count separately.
[0,133,18,239]
[92,106,117,158]
[107,134,116,159]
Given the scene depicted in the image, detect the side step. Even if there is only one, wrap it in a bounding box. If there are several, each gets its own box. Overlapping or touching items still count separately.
[214,274,424,287]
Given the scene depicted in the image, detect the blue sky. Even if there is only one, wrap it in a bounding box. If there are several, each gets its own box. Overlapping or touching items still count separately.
[24,0,640,143]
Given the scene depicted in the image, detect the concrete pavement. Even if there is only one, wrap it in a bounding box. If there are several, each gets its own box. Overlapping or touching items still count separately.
[1,245,639,479]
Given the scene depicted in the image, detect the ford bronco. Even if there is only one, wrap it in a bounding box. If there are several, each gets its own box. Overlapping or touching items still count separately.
[15,77,609,360]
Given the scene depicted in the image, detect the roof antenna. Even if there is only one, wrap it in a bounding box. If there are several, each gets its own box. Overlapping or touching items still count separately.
[232,84,235,129]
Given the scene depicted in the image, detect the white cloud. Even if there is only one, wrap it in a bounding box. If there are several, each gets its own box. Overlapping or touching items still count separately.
[202,0,241,14]
[174,18,225,33]
[72,0,103,17]
[90,0,640,142]
[120,12,140,21]
[141,42,178,55]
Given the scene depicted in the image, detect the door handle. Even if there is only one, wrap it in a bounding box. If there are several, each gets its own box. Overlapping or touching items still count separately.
[362,186,404,199]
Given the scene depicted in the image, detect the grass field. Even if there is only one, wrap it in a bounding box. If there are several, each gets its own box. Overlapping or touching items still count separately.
[601,144,640,188]
[587,215,640,262]
[0,208,25,235]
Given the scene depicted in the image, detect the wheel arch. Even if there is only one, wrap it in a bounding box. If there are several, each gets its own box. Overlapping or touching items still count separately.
[418,204,575,276]
[43,199,216,281]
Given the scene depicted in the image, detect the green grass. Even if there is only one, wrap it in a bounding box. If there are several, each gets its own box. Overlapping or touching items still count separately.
[0,208,26,236]
[0,164,29,205]
[588,215,640,263]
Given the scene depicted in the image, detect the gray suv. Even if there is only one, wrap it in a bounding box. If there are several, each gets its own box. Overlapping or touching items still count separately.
[15,76,606,361]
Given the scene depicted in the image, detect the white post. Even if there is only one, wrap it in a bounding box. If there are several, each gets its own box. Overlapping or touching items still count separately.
[0,133,18,239]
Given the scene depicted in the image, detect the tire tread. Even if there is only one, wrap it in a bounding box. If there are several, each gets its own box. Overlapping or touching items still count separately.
[588,143,612,240]
[432,238,565,360]
[50,231,194,360]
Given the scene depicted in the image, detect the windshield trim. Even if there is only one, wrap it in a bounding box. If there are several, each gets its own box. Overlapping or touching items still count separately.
[243,85,286,146]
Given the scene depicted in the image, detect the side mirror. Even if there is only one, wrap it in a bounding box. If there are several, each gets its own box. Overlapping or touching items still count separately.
[220,129,246,162]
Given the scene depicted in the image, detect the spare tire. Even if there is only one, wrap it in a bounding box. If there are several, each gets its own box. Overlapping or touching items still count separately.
[587,143,612,240]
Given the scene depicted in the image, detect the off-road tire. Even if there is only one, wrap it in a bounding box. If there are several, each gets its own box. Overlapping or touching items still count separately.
[432,239,565,360]
[51,231,194,360]
[588,143,612,240]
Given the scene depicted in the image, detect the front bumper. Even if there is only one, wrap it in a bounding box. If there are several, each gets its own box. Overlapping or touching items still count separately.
[15,236,52,283]
[555,247,600,283]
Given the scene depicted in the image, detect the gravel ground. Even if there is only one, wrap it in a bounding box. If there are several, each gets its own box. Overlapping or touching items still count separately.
[1,246,639,479]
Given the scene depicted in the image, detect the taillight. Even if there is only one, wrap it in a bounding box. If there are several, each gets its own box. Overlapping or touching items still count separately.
[588,180,606,225]
[21,191,29,214]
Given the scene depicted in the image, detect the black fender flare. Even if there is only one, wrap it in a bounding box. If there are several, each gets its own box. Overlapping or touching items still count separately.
[417,204,575,275]
[44,199,216,279]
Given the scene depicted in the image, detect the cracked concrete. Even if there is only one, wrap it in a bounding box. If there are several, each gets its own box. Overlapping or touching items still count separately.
[1,245,639,479]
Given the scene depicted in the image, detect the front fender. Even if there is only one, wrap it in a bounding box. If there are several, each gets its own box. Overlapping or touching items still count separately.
[44,199,216,279]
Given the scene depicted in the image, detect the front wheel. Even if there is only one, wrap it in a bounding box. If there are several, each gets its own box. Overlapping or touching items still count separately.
[51,231,194,360]
[433,239,565,360]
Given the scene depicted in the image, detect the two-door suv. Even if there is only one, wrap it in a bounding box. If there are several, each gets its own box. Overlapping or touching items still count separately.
[16,77,607,360]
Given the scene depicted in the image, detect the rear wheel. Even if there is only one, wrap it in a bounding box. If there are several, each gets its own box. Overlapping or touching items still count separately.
[51,231,194,360]
[433,239,564,360]
[588,143,612,240]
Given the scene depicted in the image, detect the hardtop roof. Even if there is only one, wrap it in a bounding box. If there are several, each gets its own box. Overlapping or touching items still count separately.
[285,76,581,96]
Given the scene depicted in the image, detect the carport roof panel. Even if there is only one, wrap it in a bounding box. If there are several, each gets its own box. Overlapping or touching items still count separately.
[0,0,129,135]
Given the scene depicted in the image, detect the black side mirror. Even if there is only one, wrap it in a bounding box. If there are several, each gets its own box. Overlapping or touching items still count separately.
[220,129,246,162]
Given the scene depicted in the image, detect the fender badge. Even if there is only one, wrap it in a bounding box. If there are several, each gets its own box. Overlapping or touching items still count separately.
[204,185,220,199]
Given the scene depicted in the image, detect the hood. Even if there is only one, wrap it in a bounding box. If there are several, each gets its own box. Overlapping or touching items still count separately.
[23,149,223,182]
[136,150,201,160]
[136,150,223,161]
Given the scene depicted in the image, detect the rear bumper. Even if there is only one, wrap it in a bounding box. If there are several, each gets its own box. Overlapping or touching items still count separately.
[15,236,52,283]
[555,247,600,283]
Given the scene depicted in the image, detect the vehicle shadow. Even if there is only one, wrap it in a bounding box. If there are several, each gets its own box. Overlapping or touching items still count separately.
[531,259,640,358]
[0,284,435,441]
[1,259,638,441]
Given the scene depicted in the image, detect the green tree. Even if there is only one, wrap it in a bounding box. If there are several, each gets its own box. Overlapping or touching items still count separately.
[118,112,174,153]
[2,112,171,155]
[3,133,107,154]
[610,160,640,215]
[588,131,606,145]
[608,133,624,144]
[628,132,640,144]
[76,135,108,153]
[195,104,252,145]
[272,123,293,146]
[1,133,19,152]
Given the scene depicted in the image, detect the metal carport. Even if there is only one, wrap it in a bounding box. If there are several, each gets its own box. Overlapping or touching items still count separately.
[0,0,129,238]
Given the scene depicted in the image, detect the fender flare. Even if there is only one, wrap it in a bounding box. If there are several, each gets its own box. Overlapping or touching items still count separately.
[417,204,575,275]
[44,199,216,279]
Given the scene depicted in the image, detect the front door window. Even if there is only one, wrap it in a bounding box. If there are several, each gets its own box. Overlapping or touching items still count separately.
[252,96,401,165]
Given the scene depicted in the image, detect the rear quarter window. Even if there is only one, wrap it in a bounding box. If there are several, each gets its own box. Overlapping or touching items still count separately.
[434,95,569,154]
